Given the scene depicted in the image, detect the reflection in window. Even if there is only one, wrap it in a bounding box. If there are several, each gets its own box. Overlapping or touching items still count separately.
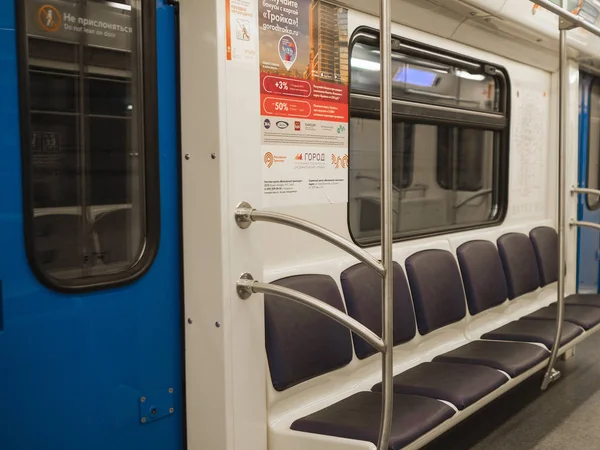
[348,35,507,244]
[437,128,488,192]
[350,41,498,112]
[21,0,151,284]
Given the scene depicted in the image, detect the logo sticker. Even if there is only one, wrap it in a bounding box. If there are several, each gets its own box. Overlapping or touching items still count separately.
[294,121,301,131]
[278,35,297,70]
[38,5,62,32]
[264,118,271,129]
[331,154,349,169]
[276,121,289,129]
[264,152,274,168]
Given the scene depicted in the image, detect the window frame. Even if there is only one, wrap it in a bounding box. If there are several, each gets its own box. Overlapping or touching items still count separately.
[16,1,161,292]
[347,27,510,246]
[586,76,600,211]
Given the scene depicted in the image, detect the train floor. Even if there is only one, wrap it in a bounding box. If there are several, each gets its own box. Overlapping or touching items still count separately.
[424,331,600,450]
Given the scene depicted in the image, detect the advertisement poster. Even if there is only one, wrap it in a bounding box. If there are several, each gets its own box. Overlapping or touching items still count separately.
[532,0,600,24]
[258,0,349,207]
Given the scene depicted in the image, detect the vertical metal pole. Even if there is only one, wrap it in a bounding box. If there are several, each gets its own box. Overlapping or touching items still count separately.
[377,0,394,447]
[542,24,568,390]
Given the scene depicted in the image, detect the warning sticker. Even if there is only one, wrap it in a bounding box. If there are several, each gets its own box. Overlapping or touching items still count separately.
[226,0,257,63]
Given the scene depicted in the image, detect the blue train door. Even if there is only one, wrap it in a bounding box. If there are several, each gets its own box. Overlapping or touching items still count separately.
[577,74,600,294]
[0,2,183,450]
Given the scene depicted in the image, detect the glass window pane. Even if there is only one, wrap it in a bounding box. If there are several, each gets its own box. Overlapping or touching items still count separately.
[348,35,507,245]
[22,0,150,283]
[349,122,497,243]
[350,42,498,112]
[588,82,600,209]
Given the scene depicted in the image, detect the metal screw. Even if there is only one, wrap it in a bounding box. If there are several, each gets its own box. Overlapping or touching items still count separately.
[141,417,147,423]
[215,322,221,328]
[169,408,174,414]
[141,397,146,403]
[169,388,174,394]
[184,154,191,160]
[211,153,216,159]
[151,408,157,415]
[187,318,193,324]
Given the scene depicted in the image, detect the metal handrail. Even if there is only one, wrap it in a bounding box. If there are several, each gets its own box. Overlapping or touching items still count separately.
[356,194,401,216]
[237,274,385,352]
[571,220,600,232]
[378,0,394,446]
[235,202,384,277]
[571,187,600,196]
[453,189,493,210]
[236,0,394,445]
[530,0,600,38]
[356,174,402,194]
[541,9,568,391]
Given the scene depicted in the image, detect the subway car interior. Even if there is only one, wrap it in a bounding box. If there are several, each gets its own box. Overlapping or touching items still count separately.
[4,0,600,449]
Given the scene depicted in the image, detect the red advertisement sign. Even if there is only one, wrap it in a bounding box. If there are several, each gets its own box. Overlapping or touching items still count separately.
[258,0,349,125]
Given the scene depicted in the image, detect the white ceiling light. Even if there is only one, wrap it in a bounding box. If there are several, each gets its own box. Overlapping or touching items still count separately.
[456,70,485,81]
[351,58,381,71]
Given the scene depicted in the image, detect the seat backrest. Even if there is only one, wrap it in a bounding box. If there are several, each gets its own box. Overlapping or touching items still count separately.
[497,233,540,299]
[529,226,558,286]
[457,240,509,315]
[341,262,417,359]
[265,274,353,391]
[405,249,467,335]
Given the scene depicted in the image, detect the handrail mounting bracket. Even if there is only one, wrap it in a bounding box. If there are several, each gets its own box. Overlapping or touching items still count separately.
[235,201,254,229]
[559,17,578,31]
[541,368,561,390]
[237,273,255,299]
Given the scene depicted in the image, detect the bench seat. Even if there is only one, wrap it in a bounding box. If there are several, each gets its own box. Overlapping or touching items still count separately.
[291,392,455,450]
[525,304,600,330]
[565,294,600,308]
[372,361,508,410]
[434,340,549,377]
[482,318,582,349]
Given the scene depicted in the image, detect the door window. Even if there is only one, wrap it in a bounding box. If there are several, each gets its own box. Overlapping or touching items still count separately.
[587,82,600,209]
[19,0,159,289]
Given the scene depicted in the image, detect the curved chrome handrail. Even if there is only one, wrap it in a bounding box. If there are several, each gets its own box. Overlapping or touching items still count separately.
[571,187,600,197]
[453,189,493,210]
[356,174,403,194]
[235,202,385,277]
[570,220,600,232]
[237,274,385,352]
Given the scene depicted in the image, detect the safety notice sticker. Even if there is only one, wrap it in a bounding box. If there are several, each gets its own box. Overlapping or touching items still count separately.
[226,0,257,63]
[258,0,349,207]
